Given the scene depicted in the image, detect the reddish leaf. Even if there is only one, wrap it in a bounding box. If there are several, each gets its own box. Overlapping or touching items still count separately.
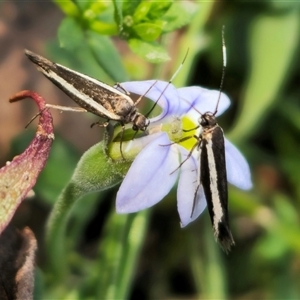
[0,91,54,234]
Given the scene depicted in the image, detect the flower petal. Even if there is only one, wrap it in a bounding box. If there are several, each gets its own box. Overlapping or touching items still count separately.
[120,132,164,158]
[177,147,207,227]
[118,80,180,120]
[116,132,179,213]
[225,139,252,190]
[177,86,230,122]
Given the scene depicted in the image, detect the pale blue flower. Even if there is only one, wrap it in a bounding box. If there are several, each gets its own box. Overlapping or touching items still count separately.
[116,80,252,226]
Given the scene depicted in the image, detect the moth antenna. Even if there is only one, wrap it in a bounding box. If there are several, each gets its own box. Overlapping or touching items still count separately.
[213,25,226,116]
[134,80,158,106]
[145,48,189,118]
[169,48,189,83]
[180,95,202,116]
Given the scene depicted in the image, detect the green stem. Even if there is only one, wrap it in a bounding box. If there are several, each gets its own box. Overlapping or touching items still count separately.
[45,182,83,283]
[187,230,205,295]
[203,220,227,299]
[95,210,150,299]
[115,210,150,299]
[188,216,227,299]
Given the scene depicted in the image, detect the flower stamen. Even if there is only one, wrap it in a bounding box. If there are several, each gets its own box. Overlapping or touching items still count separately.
[162,115,198,151]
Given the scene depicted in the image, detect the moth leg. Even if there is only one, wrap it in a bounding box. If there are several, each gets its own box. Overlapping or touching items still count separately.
[160,135,195,147]
[92,120,125,159]
[115,83,130,95]
[190,142,203,218]
[119,124,126,160]
[182,125,199,132]
[191,183,201,218]
[131,129,139,141]
[160,121,199,147]
[90,120,109,128]
[170,136,200,174]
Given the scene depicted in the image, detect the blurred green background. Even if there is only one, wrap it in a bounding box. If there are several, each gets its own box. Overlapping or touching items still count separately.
[1,1,300,299]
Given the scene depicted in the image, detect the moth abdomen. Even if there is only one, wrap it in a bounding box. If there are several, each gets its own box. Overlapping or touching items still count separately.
[216,220,235,253]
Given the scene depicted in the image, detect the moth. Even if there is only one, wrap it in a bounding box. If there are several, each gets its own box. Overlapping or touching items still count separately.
[195,108,233,252]
[181,27,234,252]
[25,50,187,158]
[25,49,151,132]
[178,103,233,252]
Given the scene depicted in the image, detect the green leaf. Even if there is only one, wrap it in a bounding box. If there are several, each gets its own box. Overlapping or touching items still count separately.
[54,0,80,17]
[73,0,93,11]
[162,1,198,32]
[86,31,128,82]
[52,18,115,83]
[132,1,152,22]
[122,0,142,16]
[88,20,118,35]
[86,0,112,15]
[229,10,300,142]
[47,37,111,85]
[132,22,163,42]
[58,17,85,51]
[112,0,123,28]
[83,1,117,34]
[128,38,170,63]
[148,0,173,19]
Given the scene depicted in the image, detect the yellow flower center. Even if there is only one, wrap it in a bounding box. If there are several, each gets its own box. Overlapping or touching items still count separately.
[161,115,198,151]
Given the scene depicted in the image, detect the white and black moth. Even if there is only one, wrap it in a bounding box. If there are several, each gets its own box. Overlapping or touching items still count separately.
[194,110,234,253]
[182,27,233,252]
[24,49,150,132]
[178,105,233,253]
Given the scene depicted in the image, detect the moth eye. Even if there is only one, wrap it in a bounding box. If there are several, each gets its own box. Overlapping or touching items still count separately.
[200,118,208,126]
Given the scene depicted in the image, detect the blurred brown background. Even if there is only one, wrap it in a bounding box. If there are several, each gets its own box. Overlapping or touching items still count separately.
[0,1,101,165]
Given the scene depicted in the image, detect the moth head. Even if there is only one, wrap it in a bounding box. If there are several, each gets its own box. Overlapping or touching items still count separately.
[200,112,217,127]
[132,113,150,131]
